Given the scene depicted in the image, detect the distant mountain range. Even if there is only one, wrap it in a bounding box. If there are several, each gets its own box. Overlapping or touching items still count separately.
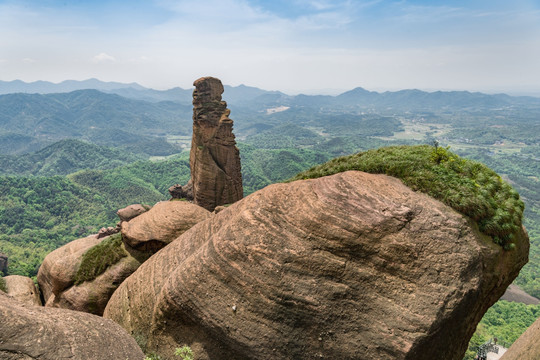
[3,78,539,110]
[2,79,540,156]
[0,79,285,105]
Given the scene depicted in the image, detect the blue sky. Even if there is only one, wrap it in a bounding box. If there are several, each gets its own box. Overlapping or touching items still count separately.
[0,0,539,94]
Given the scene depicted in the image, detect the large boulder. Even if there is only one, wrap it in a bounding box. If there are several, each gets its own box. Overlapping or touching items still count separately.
[3,275,41,306]
[37,202,210,315]
[121,200,211,250]
[500,316,540,360]
[104,171,528,360]
[37,233,150,315]
[37,234,101,303]
[0,291,144,360]
[188,76,243,211]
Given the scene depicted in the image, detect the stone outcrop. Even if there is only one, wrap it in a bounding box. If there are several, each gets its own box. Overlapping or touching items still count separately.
[104,171,528,360]
[187,76,243,211]
[122,200,211,250]
[37,234,150,315]
[37,201,210,315]
[0,252,7,275]
[169,183,193,200]
[117,204,150,222]
[3,275,41,306]
[38,234,102,303]
[97,225,120,239]
[500,316,540,360]
[0,291,144,360]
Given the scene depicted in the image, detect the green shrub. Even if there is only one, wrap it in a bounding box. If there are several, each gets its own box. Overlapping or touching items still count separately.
[74,233,127,285]
[289,145,524,249]
[175,346,194,360]
[0,276,7,293]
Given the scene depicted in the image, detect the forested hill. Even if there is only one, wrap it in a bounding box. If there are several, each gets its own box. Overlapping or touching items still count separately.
[0,139,142,176]
[0,90,192,154]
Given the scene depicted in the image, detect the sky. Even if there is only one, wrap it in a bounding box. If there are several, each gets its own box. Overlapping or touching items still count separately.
[0,0,539,95]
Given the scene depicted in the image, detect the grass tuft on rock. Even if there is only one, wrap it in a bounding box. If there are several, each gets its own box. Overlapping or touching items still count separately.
[0,276,7,293]
[74,233,127,285]
[289,145,524,249]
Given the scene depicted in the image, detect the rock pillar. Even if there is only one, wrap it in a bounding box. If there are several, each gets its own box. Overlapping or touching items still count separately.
[189,77,243,211]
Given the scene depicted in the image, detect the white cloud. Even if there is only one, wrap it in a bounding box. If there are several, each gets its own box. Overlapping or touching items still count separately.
[22,58,36,64]
[92,53,116,63]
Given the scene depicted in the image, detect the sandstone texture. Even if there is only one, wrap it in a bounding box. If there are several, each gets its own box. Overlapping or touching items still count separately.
[37,201,210,315]
[37,234,101,303]
[500,316,540,360]
[0,252,8,275]
[122,200,211,250]
[0,291,144,360]
[3,275,41,306]
[117,203,150,222]
[188,76,243,211]
[37,234,149,315]
[104,171,529,360]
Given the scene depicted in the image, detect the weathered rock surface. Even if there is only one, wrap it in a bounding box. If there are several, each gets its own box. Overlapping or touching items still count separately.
[0,291,144,360]
[104,171,529,360]
[37,234,101,303]
[122,200,211,250]
[3,275,41,306]
[188,76,243,211]
[169,182,193,200]
[37,201,210,315]
[500,316,540,360]
[0,252,8,275]
[97,225,120,239]
[37,234,150,315]
[117,204,150,222]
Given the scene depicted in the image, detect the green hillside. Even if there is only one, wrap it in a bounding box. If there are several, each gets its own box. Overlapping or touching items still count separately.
[0,139,142,176]
[0,90,192,155]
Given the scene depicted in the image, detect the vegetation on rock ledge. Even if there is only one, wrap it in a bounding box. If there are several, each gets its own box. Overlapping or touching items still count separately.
[289,145,524,248]
[74,233,126,285]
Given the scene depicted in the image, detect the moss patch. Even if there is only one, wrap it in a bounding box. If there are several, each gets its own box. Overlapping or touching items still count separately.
[0,276,7,293]
[289,145,524,248]
[74,233,127,285]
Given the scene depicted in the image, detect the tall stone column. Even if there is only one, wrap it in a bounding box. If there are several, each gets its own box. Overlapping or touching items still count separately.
[189,77,243,211]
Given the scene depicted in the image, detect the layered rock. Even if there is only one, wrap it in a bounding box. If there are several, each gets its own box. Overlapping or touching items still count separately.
[3,275,41,306]
[0,291,144,359]
[122,200,211,250]
[500,316,540,360]
[104,171,528,360]
[188,76,243,211]
[0,252,7,275]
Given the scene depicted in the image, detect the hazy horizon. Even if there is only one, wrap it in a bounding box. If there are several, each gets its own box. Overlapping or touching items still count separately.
[3,77,540,98]
[1,0,539,95]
